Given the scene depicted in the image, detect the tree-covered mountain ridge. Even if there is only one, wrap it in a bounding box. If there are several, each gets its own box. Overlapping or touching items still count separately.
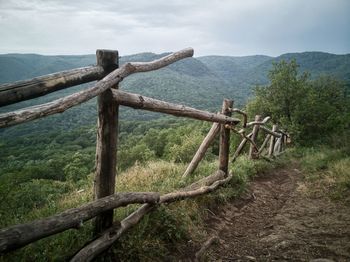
[1,51,349,104]
[0,51,349,137]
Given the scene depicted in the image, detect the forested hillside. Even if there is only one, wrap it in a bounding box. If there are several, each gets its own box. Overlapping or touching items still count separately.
[1,51,349,139]
[1,52,349,104]
[0,51,349,261]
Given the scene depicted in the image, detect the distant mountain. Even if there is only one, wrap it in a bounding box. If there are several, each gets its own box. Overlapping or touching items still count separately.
[197,55,272,98]
[198,52,350,97]
[0,51,349,136]
[0,54,96,83]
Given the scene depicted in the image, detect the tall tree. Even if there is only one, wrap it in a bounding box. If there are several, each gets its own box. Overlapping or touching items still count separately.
[246,60,349,144]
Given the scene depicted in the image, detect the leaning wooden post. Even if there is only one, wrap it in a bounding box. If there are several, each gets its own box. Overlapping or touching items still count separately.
[258,134,271,155]
[219,99,234,175]
[274,136,282,155]
[280,134,284,152]
[231,132,253,162]
[94,50,119,234]
[183,122,220,178]
[268,124,277,157]
[248,115,262,159]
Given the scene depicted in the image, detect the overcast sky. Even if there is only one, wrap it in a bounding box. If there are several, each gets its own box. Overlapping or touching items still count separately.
[0,0,349,57]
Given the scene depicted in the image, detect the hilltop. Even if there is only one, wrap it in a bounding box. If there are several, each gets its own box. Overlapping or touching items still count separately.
[0,51,349,261]
[1,51,349,106]
[0,51,349,138]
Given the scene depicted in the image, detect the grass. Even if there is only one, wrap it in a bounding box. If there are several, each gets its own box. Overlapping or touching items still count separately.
[291,146,350,201]
[0,155,288,261]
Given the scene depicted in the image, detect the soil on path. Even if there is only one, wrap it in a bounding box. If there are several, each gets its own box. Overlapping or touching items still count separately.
[196,166,350,261]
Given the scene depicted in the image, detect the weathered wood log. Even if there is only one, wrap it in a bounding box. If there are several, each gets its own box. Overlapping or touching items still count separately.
[0,192,160,253]
[184,170,226,191]
[71,203,155,262]
[258,134,271,155]
[0,66,106,107]
[268,125,277,157]
[229,108,247,127]
[71,222,121,262]
[195,235,219,262]
[0,48,194,128]
[94,50,119,234]
[162,170,231,203]
[279,134,284,152]
[71,170,232,261]
[249,115,262,159]
[278,129,289,137]
[219,99,234,174]
[182,123,220,178]
[281,134,286,146]
[231,132,253,162]
[260,125,282,138]
[112,90,240,125]
[243,132,259,155]
[274,137,282,155]
[246,116,270,127]
[262,116,271,124]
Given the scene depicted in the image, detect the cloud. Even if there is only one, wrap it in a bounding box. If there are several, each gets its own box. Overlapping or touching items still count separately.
[0,0,349,56]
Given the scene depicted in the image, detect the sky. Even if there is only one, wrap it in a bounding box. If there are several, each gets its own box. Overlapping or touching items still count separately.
[0,0,349,57]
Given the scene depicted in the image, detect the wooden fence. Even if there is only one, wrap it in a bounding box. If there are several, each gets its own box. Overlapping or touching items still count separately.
[0,48,289,261]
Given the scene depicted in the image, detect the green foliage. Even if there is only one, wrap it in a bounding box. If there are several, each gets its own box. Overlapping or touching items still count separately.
[1,51,350,261]
[2,51,350,139]
[117,120,217,170]
[246,59,308,125]
[293,147,350,200]
[118,143,156,171]
[63,152,91,182]
[0,114,287,261]
[164,128,205,163]
[295,75,350,142]
[0,179,71,226]
[246,60,350,144]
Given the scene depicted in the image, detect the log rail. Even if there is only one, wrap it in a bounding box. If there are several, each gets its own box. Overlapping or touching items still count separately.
[0,47,289,260]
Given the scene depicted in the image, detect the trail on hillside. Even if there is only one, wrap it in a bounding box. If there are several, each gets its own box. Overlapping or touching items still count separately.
[187,166,350,261]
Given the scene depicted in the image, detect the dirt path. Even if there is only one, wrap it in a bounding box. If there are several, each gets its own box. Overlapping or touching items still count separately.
[198,166,350,261]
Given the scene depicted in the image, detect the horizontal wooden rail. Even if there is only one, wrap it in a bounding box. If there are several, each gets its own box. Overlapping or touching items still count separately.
[246,116,271,127]
[278,129,290,137]
[260,125,282,138]
[0,66,107,107]
[229,108,247,127]
[71,170,230,261]
[0,192,160,253]
[112,90,240,125]
[0,48,194,128]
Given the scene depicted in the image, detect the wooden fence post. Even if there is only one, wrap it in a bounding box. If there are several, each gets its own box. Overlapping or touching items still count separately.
[219,99,234,175]
[248,115,262,159]
[258,134,271,155]
[268,124,277,157]
[280,134,284,152]
[94,50,119,234]
[274,136,282,155]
